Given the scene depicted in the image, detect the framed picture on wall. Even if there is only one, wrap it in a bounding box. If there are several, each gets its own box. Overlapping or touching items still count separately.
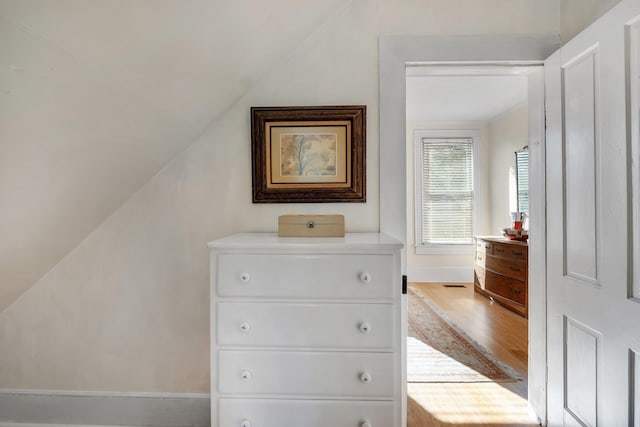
[251,105,366,203]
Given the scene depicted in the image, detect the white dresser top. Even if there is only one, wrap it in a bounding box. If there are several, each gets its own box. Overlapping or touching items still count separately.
[208,232,403,250]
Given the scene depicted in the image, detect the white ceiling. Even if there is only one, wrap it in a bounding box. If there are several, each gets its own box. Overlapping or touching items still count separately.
[406,73,529,122]
[0,0,348,311]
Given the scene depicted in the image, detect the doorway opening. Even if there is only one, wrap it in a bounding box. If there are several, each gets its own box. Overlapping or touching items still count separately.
[404,63,543,426]
[378,35,558,426]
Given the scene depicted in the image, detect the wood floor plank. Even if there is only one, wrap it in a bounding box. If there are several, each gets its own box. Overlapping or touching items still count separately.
[407,282,538,427]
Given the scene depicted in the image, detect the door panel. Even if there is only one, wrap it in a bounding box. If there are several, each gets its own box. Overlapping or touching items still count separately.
[628,16,640,302]
[564,316,600,426]
[546,0,640,424]
[562,47,600,285]
[632,350,640,426]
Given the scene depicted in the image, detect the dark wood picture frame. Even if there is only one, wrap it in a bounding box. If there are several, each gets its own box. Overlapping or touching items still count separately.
[251,105,366,203]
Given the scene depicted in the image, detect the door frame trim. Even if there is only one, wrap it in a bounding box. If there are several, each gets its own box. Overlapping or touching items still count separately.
[379,34,559,425]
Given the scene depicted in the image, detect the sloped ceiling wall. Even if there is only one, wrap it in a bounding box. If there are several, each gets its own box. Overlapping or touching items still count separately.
[0,0,561,393]
[561,0,622,42]
[0,0,349,311]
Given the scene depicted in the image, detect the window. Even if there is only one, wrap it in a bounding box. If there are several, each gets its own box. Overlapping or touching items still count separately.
[414,130,479,254]
[515,148,529,213]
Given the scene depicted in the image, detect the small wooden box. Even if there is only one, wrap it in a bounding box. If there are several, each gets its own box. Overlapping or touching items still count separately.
[278,214,345,237]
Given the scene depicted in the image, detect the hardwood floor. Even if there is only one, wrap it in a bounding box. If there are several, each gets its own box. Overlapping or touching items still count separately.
[407,282,538,427]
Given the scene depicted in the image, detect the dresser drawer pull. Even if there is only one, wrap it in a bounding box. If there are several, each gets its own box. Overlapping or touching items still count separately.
[508,266,520,272]
[359,322,371,334]
[241,420,251,427]
[512,250,523,256]
[510,288,522,295]
[307,220,315,228]
[239,273,251,283]
[361,422,372,427]
[239,322,251,333]
[359,372,372,383]
[240,370,252,381]
[495,247,505,253]
[477,254,484,261]
[359,272,371,283]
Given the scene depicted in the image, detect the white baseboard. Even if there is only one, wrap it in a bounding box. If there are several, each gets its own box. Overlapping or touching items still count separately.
[0,389,210,427]
[407,266,474,283]
[0,424,136,427]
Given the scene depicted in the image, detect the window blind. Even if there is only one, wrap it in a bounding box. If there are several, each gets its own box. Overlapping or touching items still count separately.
[516,149,529,213]
[421,138,473,245]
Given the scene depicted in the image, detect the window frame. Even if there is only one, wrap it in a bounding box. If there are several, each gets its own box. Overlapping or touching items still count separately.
[414,129,481,255]
[515,146,529,214]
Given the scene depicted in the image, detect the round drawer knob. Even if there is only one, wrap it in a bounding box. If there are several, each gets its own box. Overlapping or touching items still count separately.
[241,420,252,427]
[361,422,372,427]
[239,322,251,333]
[240,370,252,381]
[359,322,371,334]
[360,372,372,383]
[359,272,371,283]
[239,273,251,283]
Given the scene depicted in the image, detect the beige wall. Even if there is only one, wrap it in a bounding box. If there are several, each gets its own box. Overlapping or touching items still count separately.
[0,0,351,313]
[0,0,560,393]
[561,0,622,42]
[488,104,529,234]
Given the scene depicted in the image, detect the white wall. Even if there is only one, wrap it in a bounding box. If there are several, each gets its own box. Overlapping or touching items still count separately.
[0,0,560,393]
[0,0,350,312]
[406,105,529,283]
[406,121,491,283]
[488,104,529,234]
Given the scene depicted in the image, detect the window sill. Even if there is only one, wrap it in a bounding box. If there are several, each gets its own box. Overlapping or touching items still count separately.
[415,244,474,255]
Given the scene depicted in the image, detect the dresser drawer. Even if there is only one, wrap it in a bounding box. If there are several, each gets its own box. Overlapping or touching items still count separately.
[484,270,526,305]
[218,351,394,397]
[491,242,527,261]
[216,254,394,299]
[475,250,487,267]
[218,302,393,349]
[475,238,493,255]
[485,255,526,281]
[474,264,486,287]
[219,399,394,427]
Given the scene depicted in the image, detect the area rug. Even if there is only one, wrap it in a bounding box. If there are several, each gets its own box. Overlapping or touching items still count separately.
[408,287,522,383]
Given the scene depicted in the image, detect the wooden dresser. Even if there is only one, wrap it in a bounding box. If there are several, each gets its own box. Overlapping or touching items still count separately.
[208,233,404,427]
[473,236,528,318]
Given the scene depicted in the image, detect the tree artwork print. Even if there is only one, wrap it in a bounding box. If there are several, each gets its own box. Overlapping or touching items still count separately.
[279,133,338,177]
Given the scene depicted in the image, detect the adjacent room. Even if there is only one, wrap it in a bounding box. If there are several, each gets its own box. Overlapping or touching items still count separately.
[405,65,535,425]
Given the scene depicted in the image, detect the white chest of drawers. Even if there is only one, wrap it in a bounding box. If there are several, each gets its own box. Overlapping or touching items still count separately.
[208,232,404,427]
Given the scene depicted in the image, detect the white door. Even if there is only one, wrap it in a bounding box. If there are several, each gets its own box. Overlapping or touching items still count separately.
[545,0,640,425]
